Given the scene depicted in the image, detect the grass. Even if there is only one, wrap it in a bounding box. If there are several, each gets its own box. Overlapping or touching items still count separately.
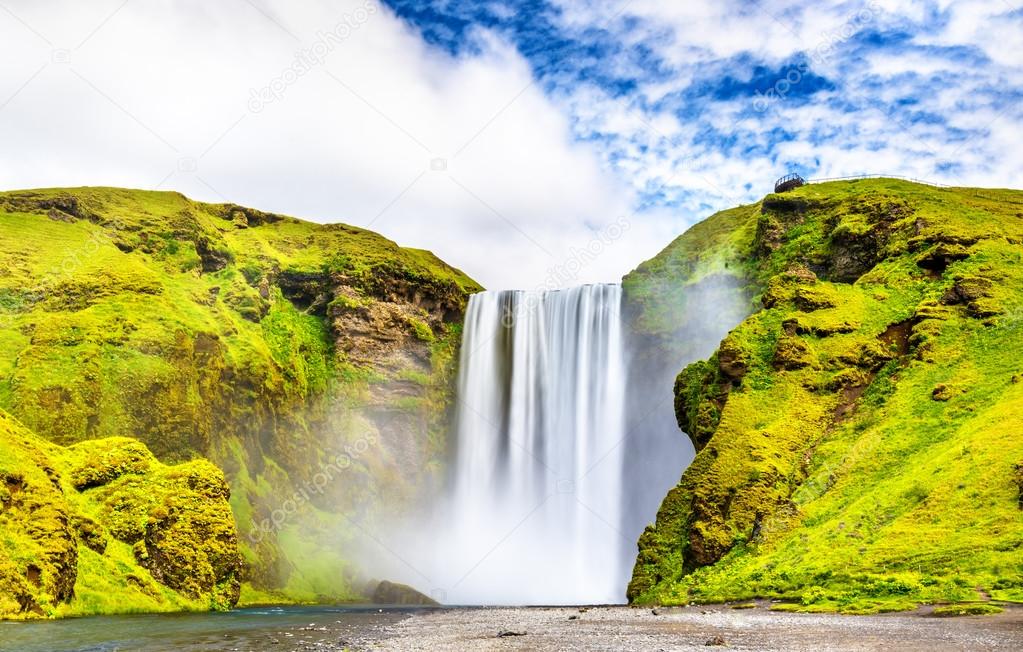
[627,179,1023,613]
[0,187,481,616]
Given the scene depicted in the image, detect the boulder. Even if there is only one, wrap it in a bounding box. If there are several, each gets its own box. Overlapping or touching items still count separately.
[370,580,440,606]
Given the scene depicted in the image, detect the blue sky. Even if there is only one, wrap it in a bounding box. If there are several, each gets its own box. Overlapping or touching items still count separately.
[379,0,1023,214]
[0,1,1020,288]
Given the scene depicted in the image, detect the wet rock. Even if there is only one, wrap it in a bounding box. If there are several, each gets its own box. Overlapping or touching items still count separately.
[717,336,750,382]
[496,630,527,637]
[370,580,440,606]
[705,634,727,646]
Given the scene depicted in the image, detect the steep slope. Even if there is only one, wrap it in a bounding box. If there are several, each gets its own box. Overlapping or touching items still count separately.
[619,204,758,566]
[627,179,1023,613]
[0,409,240,618]
[0,187,481,609]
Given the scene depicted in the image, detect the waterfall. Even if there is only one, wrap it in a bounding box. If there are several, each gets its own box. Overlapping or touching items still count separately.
[438,284,628,605]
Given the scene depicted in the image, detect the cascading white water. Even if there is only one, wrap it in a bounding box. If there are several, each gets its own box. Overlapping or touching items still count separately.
[437,284,628,605]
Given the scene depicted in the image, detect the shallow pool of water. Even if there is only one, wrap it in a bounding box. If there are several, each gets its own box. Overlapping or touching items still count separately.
[0,605,410,652]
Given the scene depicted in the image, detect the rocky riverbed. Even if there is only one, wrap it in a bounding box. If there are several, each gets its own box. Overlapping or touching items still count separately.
[342,603,1023,652]
[4,603,1020,651]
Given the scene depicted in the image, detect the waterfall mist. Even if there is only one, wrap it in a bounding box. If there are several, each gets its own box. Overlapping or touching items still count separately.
[369,276,751,605]
[376,285,628,605]
[618,273,753,571]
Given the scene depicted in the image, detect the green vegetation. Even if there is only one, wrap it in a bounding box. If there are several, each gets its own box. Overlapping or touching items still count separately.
[627,179,1023,614]
[0,409,240,618]
[0,187,481,617]
[931,603,1005,617]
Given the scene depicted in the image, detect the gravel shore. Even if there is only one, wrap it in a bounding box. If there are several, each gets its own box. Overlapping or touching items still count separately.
[346,603,1023,652]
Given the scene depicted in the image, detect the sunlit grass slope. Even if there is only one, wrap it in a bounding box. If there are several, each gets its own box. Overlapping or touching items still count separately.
[627,179,1023,613]
[0,187,481,616]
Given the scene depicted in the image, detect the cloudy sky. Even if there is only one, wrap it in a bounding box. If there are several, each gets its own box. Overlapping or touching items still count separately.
[1,1,1020,289]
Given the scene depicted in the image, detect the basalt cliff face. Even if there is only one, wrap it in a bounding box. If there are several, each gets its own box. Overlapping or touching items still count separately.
[626,179,1023,613]
[0,187,480,617]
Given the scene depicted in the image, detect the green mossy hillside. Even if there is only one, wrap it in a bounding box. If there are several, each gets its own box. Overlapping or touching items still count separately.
[629,179,1023,613]
[0,187,481,610]
[0,409,240,619]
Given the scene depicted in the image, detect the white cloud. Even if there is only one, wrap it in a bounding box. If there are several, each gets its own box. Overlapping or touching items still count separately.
[538,0,1022,222]
[1,0,1020,293]
[0,0,667,290]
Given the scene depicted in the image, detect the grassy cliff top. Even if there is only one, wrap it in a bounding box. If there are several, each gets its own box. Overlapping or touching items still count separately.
[0,184,481,460]
[623,179,1023,336]
[0,186,480,295]
[627,178,1023,613]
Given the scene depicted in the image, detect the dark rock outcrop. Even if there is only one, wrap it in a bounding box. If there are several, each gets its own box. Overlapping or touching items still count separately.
[370,580,440,606]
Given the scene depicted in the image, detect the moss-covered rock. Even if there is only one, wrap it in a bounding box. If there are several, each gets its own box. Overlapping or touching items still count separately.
[0,416,77,617]
[0,187,481,609]
[673,359,727,451]
[130,460,241,607]
[370,579,440,606]
[67,438,154,490]
[0,409,241,618]
[773,336,816,370]
[628,179,1023,613]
